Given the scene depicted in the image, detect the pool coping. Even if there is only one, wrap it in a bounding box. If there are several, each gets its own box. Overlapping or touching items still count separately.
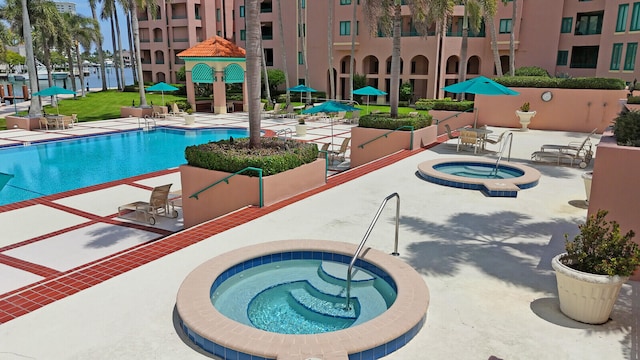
[417,157,541,197]
[176,239,430,360]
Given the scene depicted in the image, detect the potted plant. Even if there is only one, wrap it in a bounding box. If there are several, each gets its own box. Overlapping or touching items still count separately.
[184,108,195,125]
[295,116,307,136]
[551,210,639,324]
[515,102,536,131]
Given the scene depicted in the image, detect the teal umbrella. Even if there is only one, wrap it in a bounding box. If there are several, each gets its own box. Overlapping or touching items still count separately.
[353,86,387,114]
[146,82,179,105]
[33,86,76,114]
[302,101,359,147]
[288,84,317,103]
[442,76,519,96]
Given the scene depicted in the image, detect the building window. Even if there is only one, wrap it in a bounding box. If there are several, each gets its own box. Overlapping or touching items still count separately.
[298,24,306,37]
[610,43,623,70]
[240,29,246,41]
[340,21,351,36]
[302,0,305,8]
[561,18,573,33]
[499,19,512,34]
[570,46,599,68]
[239,6,245,17]
[624,43,638,70]
[340,0,351,4]
[631,2,640,31]
[216,9,221,22]
[557,50,568,66]
[298,52,304,65]
[616,4,629,32]
[217,30,221,36]
[264,48,274,66]
[575,11,603,35]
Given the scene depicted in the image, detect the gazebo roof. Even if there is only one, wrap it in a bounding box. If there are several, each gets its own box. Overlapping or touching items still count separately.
[177,36,246,58]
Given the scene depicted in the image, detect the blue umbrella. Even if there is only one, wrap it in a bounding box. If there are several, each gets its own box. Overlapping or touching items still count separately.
[146,82,179,105]
[33,86,76,114]
[302,101,359,147]
[442,76,519,96]
[288,84,317,103]
[353,86,387,113]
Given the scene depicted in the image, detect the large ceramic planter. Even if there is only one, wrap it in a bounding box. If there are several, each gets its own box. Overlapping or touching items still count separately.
[184,114,195,125]
[515,110,536,131]
[295,124,307,136]
[551,254,627,324]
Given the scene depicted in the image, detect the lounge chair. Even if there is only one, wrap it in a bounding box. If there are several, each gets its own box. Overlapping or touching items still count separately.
[347,110,360,124]
[531,129,596,168]
[152,105,169,119]
[329,137,351,162]
[265,103,282,118]
[408,111,419,117]
[118,184,178,225]
[457,130,481,154]
[170,103,187,117]
[331,111,347,122]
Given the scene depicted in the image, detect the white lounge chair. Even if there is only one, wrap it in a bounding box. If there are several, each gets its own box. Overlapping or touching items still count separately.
[531,129,597,168]
[118,184,178,225]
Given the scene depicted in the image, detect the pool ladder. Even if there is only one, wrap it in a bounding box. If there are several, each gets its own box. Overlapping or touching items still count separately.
[274,128,293,141]
[345,192,400,310]
[490,131,513,177]
[139,115,156,131]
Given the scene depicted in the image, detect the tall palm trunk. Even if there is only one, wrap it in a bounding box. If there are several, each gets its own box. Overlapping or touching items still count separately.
[76,42,87,97]
[509,0,516,75]
[260,38,272,105]
[389,3,401,118]
[109,13,122,90]
[22,0,41,115]
[246,0,262,147]
[299,0,310,93]
[486,11,502,76]
[114,8,126,90]
[66,48,77,96]
[349,0,357,102]
[126,10,138,83]
[327,0,335,99]
[90,1,108,90]
[458,1,469,100]
[276,0,290,103]
[130,1,147,106]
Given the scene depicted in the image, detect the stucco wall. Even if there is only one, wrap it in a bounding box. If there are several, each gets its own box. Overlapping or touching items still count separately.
[588,132,640,240]
[5,116,40,131]
[474,88,626,133]
[180,159,326,228]
[350,125,437,168]
[120,106,154,118]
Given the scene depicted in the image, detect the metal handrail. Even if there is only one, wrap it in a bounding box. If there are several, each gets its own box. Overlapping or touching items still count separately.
[189,167,264,207]
[345,193,400,309]
[357,125,414,150]
[138,115,156,130]
[433,107,476,125]
[491,131,513,177]
[274,128,293,140]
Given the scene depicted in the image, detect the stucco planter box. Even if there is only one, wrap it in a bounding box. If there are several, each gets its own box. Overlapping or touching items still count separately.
[120,106,154,118]
[179,159,326,228]
[350,125,437,168]
[5,115,40,130]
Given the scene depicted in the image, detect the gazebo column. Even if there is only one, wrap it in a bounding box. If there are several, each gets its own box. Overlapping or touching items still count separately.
[212,70,227,114]
[186,72,196,110]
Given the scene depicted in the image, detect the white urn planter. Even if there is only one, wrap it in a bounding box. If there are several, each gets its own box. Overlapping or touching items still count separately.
[515,110,536,131]
[551,254,627,324]
[295,124,307,136]
[184,114,195,125]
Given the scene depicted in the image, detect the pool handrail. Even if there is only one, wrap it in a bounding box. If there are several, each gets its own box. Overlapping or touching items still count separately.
[491,131,513,177]
[433,107,476,125]
[357,126,415,150]
[346,192,400,310]
[189,167,264,208]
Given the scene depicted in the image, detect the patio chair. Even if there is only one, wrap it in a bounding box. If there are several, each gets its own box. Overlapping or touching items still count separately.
[483,130,508,150]
[71,113,78,125]
[531,129,596,168]
[38,116,51,130]
[265,103,282,118]
[169,103,187,117]
[444,124,458,140]
[457,130,481,154]
[331,111,347,122]
[347,110,360,124]
[329,137,351,162]
[317,142,330,158]
[61,115,74,129]
[152,105,169,119]
[117,183,179,225]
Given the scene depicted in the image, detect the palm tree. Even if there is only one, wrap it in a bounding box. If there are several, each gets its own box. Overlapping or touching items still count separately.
[298,0,310,94]
[89,0,108,90]
[275,0,291,104]
[21,0,41,116]
[457,0,482,99]
[102,0,122,90]
[61,13,98,97]
[479,0,502,76]
[327,0,335,100]
[245,0,262,147]
[502,0,516,75]
[349,0,358,103]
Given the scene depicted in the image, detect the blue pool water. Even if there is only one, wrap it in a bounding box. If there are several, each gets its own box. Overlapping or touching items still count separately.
[211,259,397,335]
[434,162,524,179]
[0,127,249,206]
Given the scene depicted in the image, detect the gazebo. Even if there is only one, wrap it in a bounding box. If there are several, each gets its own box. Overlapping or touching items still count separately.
[177,36,247,114]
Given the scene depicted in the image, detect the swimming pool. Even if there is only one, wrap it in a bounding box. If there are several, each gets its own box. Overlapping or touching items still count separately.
[0,127,249,206]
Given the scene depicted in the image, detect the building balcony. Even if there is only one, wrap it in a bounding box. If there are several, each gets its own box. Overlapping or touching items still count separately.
[141,59,151,64]
[172,15,188,20]
[154,38,163,42]
[155,60,165,64]
[140,39,150,43]
[173,38,189,42]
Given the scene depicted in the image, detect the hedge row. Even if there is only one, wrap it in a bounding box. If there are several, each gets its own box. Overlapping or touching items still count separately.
[494,76,626,90]
[185,137,319,176]
[358,113,432,130]
[614,110,640,147]
[414,99,475,111]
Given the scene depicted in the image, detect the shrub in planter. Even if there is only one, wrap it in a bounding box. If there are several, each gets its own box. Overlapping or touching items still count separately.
[613,110,640,147]
[185,137,318,176]
[358,113,432,130]
[415,99,474,111]
[627,96,640,104]
[515,66,550,77]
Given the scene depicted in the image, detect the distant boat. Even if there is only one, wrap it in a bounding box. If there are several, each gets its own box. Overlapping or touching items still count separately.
[104,60,114,67]
[8,63,68,81]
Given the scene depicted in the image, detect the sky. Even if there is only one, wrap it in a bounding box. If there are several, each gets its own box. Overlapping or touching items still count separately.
[67,0,127,53]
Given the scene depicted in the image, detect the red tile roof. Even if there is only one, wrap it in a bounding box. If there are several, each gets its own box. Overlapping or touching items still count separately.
[177,36,246,58]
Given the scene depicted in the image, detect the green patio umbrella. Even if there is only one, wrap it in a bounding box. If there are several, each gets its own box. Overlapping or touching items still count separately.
[32,86,76,114]
[146,82,179,105]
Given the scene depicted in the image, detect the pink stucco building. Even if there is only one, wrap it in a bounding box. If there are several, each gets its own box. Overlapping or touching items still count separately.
[136,0,638,104]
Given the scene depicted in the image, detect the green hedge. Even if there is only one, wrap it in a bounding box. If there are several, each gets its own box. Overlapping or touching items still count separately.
[494,76,626,90]
[185,137,319,176]
[514,66,550,77]
[613,110,640,147]
[358,113,432,130]
[627,96,640,104]
[415,99,475,111]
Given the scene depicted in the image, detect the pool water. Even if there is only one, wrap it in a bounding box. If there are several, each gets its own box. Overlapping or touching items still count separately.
[0,127,249,206]
[434,162,524,179]
[211,259,396,335]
